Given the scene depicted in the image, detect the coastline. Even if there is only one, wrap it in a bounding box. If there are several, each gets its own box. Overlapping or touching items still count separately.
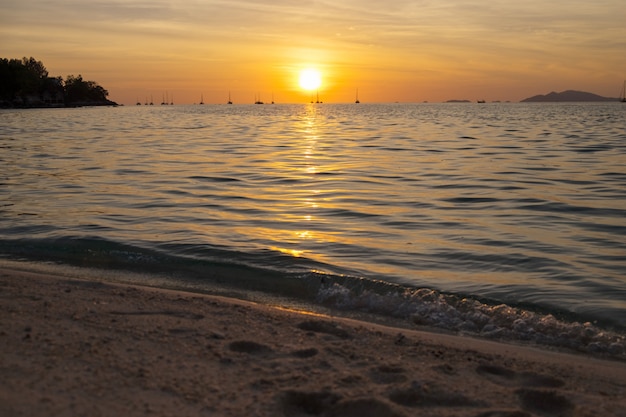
[0,100,118,109]
[1,266,625,416]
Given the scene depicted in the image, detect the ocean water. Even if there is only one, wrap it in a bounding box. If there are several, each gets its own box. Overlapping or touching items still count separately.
[1,103,625,356]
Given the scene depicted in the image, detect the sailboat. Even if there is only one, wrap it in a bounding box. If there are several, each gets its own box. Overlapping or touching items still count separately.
[199,94,204,105]
[227,91,233,104]
[620,81,626,103]
[355,89,360,104]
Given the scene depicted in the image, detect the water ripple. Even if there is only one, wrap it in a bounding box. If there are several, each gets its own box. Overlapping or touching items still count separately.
[1,103,625,329]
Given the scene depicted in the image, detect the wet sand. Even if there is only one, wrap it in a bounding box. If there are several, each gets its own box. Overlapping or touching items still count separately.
[1,267,625,417]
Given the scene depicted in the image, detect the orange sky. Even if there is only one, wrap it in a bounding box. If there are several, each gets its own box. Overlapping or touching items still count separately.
[2,1,625,105]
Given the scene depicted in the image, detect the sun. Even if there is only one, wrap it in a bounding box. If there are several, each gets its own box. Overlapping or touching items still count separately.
[299,69,322,91]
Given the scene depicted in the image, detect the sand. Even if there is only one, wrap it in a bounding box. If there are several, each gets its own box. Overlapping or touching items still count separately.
[1,267,625,417]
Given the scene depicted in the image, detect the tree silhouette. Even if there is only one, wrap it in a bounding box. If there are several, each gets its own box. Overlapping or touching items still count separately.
[0,56,116,107]
[0,57,48,105]
[64,74,110,105]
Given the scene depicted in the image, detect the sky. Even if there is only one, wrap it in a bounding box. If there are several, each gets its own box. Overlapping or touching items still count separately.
[2,0,625,105]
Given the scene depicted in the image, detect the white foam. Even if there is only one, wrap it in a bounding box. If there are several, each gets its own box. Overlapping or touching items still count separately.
[316,282,626,358]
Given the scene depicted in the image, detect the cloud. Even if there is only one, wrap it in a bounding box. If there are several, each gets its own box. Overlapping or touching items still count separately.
[2,0,624,102]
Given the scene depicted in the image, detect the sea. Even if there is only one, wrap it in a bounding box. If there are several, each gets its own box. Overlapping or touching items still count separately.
[1,102,625,357]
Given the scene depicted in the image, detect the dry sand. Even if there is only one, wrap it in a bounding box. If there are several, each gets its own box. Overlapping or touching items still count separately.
[1,267,625,417]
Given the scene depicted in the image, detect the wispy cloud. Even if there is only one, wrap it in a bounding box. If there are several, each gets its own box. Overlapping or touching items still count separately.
[3,0,624,102]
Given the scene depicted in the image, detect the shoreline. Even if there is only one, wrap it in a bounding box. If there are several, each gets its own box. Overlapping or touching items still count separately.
[1,266,625,416]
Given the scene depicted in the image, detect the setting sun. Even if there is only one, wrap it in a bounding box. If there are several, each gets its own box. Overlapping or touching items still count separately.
[299,69,322,91]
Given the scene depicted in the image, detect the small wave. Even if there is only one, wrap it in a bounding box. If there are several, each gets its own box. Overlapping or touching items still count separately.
[521,202,625,217]
[189,175,242,183]
[315,280,626,359]
[574,146,613,153]
[1,235,625,360]
[441,197,501,204]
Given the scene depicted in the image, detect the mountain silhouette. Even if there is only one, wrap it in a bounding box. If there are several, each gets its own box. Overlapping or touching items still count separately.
[521,90,616,102]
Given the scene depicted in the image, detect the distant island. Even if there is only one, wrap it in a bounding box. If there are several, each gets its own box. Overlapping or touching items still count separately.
[0,57,117,108]
[520,90,618,102]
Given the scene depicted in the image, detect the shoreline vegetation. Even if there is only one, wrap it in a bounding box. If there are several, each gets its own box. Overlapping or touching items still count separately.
[0,57,117,108]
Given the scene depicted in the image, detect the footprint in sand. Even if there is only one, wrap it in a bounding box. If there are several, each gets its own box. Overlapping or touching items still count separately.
[476,364,564,388]
[388,381,483,408]
[369,365,408,384]
[476,365,574,417]
[280,391,405,417]
[515,389,575,416]
[327,398,406,417]
[473,411,531,417]
[297,320,352,339]
[290,347,319,358]
[280,390,341,415]
[228,340,273,355]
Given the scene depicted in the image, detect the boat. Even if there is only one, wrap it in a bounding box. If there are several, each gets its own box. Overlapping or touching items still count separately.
[355,89,360,104]
[199,94,204,105]
[227,91,233,105]
[477,100,486,103]
[620,81,626,103]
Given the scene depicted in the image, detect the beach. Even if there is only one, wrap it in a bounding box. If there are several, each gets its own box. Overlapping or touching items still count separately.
[1,266,625,417]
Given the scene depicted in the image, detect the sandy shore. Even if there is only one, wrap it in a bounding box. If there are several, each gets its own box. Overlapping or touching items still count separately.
[1,267,625,417]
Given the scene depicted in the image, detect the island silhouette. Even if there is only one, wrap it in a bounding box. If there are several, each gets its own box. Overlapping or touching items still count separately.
[446,90,620,103]
[521,90,618,102]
